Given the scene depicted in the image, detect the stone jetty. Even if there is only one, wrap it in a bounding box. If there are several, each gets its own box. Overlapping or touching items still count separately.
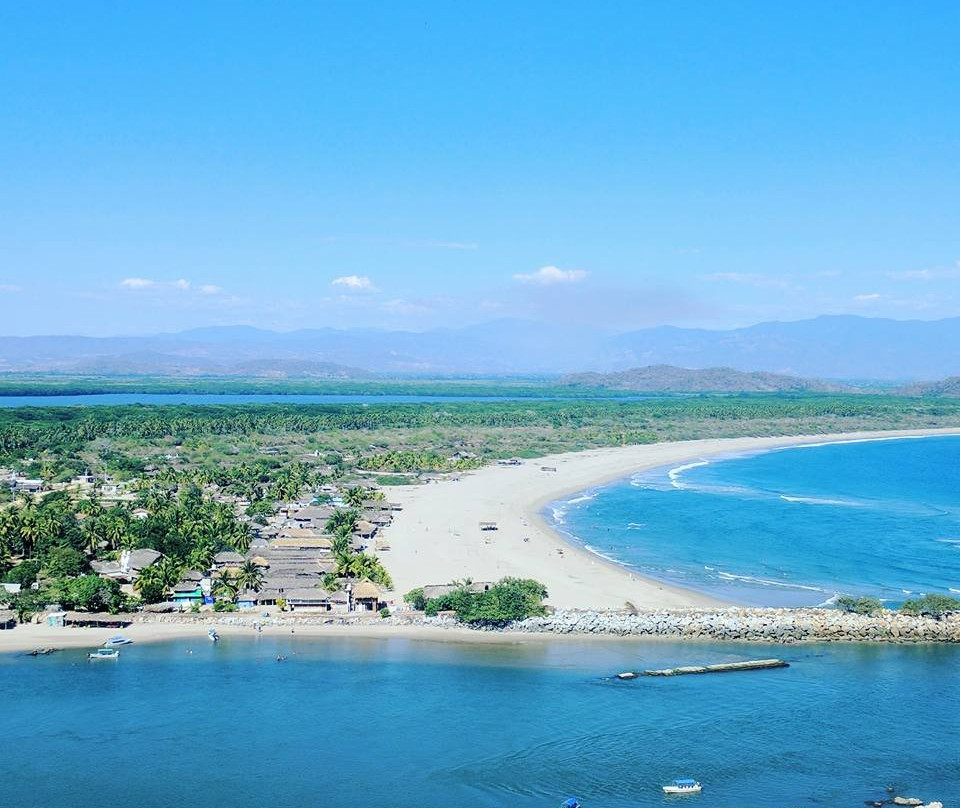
[128,607,960,643]
[510,607,960,643]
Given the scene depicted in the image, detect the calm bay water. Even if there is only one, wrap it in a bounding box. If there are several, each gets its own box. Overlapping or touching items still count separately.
[555,435,960,606]
[2,636,958,808]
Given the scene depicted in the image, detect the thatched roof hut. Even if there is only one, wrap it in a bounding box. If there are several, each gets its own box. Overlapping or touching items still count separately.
[213,550,245,566]
[351,579,383,600]
[270,536,333,550]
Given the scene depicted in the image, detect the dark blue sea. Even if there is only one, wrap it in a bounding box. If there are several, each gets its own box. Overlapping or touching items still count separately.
[1,636,957,808]
[554,435,960,606]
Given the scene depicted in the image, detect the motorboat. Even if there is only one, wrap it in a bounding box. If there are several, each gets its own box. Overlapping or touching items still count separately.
[662,779,701,795]
[208,628,220,642]
[103,635,133,646]
[560,800,581,808]
[88,648,119,660]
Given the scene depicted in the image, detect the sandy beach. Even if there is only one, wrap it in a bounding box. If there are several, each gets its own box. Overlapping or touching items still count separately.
[0,620,547,654]
[380,427,960,610]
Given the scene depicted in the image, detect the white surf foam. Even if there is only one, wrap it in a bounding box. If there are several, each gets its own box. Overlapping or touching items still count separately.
[779,494,863,507]
[715,570,826,593]
[667,459,710,489]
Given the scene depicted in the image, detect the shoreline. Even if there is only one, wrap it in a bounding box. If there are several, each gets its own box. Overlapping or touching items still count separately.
[381,427,960,610]
[3,608,959,655]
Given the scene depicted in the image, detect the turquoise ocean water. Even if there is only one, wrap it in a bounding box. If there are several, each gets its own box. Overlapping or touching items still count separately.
[2,636,957,808]
[554,435,960,606]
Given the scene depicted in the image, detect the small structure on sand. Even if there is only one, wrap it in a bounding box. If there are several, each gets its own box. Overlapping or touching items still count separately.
[479,521,498,531]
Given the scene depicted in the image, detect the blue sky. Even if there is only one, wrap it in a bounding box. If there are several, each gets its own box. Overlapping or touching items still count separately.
[1,1,958,335]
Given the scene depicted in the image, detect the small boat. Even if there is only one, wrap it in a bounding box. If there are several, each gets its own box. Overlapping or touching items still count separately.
[103,635,133,646]
[662,779,702,795]
[207,628,220,642]
[560,800,582,808]
[88,648,119,660]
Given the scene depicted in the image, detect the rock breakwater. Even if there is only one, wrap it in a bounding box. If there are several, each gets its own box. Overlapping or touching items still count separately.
[128,607,960,643]
[512,608,960,643]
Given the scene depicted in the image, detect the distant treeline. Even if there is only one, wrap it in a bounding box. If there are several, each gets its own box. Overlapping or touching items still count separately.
[0,375,631,399]
[2,396,959,457]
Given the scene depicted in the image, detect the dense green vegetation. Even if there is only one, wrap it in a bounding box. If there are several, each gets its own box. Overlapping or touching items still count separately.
[835,595,884,615]
[415,578,549,626]
[899,593,960,619]
[2,395,958,467]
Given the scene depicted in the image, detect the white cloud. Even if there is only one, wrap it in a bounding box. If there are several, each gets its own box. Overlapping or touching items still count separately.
[513,266,588,285]
[119,278,225,296]
[332,275,377,292]
[885,262,960,281]
[0,284,23,292]
[853,293,882,301]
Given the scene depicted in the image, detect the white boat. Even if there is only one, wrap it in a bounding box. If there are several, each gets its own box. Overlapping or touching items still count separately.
[207,628,220,642]
[662,779,702,795]
[103,635,133,646]
[88,648,119,660]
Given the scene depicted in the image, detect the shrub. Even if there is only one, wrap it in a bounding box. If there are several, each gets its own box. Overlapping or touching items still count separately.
[379,607,391,619]
[3,560,41,588]
[403,587,426,611]
[424,578,548,627]
[44,575,123,613]
[213,600,237,612]
[275,597,287,611]
[900,593,960,619]
[836,595,884,615]
[42,546,88,578]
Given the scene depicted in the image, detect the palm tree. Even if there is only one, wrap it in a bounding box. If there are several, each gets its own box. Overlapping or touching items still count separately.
[235,560,265,594]
[104,514,128,551]
[325,508,358,535]
[17,506,43,559]
[227,523,251,554]
[153,557,183,591]
[343,486,367,508]
[330,532,351,558]
[213,569,239,601]
[0,509,19,557]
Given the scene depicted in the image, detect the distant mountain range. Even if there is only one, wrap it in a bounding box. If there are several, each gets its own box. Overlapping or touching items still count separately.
[561,366,850,394]
[896,377,960,398]
[1,314,958,381]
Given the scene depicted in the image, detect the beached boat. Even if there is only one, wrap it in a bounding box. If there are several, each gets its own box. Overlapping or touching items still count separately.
[208,628,220,642]
[88,648,119,660]
[103,635,133,646]
[662,779,701,795]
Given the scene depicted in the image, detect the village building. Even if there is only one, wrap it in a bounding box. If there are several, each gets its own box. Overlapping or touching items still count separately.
[91,548,162,582]
[349,579,384,612]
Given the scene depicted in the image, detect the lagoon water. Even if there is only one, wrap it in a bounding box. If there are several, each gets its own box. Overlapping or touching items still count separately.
[556,435,960,606]
[0,392,665,408]
[2,636,958,808]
